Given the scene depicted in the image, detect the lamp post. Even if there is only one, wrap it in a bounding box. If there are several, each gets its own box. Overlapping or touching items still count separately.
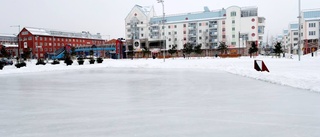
[157,0,165,62]
[10,25,21,62]
[298,0,301,61]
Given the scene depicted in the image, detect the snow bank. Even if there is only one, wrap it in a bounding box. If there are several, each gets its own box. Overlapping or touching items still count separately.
[1,54,319,92]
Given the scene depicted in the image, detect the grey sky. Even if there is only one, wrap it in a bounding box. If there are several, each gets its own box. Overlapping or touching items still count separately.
[0,0,318,40]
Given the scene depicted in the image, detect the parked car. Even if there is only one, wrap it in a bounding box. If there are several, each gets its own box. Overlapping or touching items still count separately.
[0,58,13,65]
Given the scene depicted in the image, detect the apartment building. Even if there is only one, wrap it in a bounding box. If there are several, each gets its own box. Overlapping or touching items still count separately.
[125,5,266,56]
[283,8,320,55]
[302,8,320,54]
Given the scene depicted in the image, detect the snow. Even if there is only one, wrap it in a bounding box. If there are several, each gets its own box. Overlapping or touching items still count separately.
[1,53,320,92]
[1,53,320,137]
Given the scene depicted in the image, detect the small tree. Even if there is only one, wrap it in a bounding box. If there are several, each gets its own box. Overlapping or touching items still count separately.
[194,44,203,58]
[71,46,76,57]
[182,43,193,59]
[0,46,8,57]
[168,45,177,59]
[24,47,32,60]
[127,46,135,60]
[89,50,94,58]
[248,42,258,58]
[142,47,151,59]
[273,42,283,58]
[217,42,228,54]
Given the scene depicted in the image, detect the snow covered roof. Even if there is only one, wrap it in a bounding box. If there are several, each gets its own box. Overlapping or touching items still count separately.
[24,27,104,40]
[2,44,18,48]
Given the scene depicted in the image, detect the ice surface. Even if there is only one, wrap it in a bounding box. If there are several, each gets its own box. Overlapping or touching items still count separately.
[1,68,320,137]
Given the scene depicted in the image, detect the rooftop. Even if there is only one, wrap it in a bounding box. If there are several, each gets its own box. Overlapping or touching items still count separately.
[24,27,104,40]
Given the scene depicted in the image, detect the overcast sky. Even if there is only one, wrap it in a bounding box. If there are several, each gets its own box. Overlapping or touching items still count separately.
[0,0,318,40]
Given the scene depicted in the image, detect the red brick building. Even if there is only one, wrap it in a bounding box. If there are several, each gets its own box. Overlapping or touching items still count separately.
[18,27,107,58]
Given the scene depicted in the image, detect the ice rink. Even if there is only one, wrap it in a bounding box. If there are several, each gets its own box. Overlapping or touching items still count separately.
[1,68,320,137]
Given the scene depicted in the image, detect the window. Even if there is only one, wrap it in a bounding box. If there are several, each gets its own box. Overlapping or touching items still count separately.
[174,31,177,35]
[309,31,316,36]
[232,27,235,31]
[231,42,236,45]
[183,24,186,28]
[199,30,202,33]
[183,31,186,34]
[28,37,32,40]
[199,37,202,40]
[222,35,226,38]
[141,34,144,37]
[168,32,171,35]
[35,37,38,40]
[199,23,202,26]
[58,38,60,41]
[232,20,235,24]
[174,25,177,28]
[309,23,316,28]
[40,37,43,40]
[49,38,52,41]
[168,26,171,29]
[222,28,226,31]
[141,21,143,24]
[44,37,47,41]
[141,28,144,31]
[232,35,235,38]
[175,38,177,41]
[294,32,298,35]
[231,11,237,17]
[168,38,171,41]
[206,22,209,26]
[222,21,225,24]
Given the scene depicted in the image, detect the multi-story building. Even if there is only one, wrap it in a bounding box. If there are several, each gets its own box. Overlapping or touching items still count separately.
[284,23,299,54]
[17,27,106,58]
[302,8,320,54]
[0,34,18,57]
[125,5,266,57]
[281,30,289,53]
[283,8,320,55]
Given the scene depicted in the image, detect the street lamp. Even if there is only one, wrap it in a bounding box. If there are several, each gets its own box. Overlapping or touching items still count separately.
[10,25,21,62]
[157,0,165,62]
[298,0,301,61]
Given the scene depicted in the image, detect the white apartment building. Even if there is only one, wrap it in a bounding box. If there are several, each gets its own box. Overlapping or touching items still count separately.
[302,8,320,54]
[125,5,266,56]
[284,23,299,54]
[283,8,320,55]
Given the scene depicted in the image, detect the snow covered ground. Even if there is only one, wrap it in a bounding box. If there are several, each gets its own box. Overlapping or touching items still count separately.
[1,52,320,92]
[1,53,320,137]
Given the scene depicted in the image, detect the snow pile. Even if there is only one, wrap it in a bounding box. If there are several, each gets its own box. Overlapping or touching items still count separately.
[1,54,319,92]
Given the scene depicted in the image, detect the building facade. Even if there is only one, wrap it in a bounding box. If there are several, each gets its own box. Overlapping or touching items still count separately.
[125,5,266,56]
[282,8,320,55]
[17,27,107,58]
[0,34,18,57]
[302,8,320,54]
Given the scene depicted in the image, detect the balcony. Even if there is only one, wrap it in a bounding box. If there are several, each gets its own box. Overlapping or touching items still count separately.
[209,25,218,28]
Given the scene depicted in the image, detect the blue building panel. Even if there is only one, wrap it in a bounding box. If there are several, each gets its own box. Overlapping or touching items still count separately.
[290,24,298,29]
[304,10,320,19]
[151,10,224,24]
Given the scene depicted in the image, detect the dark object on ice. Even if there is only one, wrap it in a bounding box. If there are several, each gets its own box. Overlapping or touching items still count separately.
[96,57,103,63]
[51,59,60,65]
[36,59,46,65]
